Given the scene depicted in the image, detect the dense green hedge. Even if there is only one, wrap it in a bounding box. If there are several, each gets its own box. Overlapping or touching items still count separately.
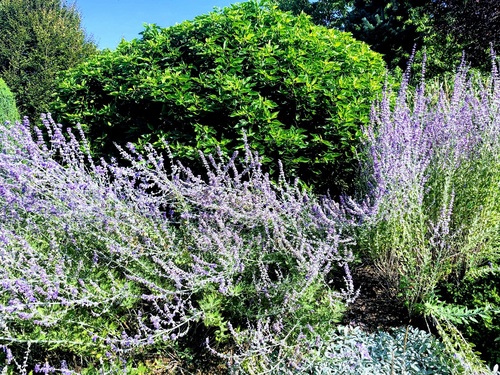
[51,0,387,193]
[0,78,19,122]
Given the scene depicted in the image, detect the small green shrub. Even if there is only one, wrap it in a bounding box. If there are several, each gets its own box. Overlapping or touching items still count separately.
[50,0,387,194]
[0,78,19,122]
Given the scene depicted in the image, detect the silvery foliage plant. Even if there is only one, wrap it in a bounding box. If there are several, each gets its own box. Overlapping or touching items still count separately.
[280,325,460,375]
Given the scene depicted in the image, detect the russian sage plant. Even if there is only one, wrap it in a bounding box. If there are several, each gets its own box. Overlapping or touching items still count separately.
[0,115,356,373]
[354,57,500,309]
[345,57,500,374]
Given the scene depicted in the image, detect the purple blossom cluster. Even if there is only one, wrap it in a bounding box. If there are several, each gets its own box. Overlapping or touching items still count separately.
[367,62,494,207]
[0,114,356,372]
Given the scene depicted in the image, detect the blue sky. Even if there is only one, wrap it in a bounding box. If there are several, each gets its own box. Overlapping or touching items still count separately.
[75,0,244,50]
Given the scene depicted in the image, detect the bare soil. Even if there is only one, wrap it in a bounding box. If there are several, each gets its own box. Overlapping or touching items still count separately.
[342,263,412,332]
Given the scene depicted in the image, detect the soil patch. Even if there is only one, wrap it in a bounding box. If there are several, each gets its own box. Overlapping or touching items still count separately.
[342,263,414,332]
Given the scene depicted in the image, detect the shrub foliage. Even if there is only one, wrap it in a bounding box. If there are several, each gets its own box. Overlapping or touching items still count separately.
[51,0,386,194]
[275,0,499,77]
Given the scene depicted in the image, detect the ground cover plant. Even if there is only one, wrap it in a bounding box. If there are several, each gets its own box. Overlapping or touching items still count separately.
[298,325,460,374]
[50,0,387,195]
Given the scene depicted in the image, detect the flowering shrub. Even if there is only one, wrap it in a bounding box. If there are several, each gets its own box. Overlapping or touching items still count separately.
[0,115,356,373]
[346,56,500,373]
[356,58,500,307]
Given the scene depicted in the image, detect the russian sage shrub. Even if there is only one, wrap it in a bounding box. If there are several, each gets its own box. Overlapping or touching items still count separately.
[0,115,356,373]
[345,58,500,373]
[353,58,500,307]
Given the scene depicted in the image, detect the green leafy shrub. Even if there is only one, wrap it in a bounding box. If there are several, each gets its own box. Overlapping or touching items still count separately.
[50,0,387,194]
[0,78,19,122]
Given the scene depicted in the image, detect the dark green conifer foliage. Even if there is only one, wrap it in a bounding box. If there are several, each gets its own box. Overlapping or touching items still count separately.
[275,0,499,76]
[0,0,97,119]
[345,0,425,71]
[276,0,351,28]
[51,1,387,194]
[429,0,500,70]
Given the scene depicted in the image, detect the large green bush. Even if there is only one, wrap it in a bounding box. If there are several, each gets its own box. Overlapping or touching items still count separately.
[51,0,386,194]
[0,78,19,122]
